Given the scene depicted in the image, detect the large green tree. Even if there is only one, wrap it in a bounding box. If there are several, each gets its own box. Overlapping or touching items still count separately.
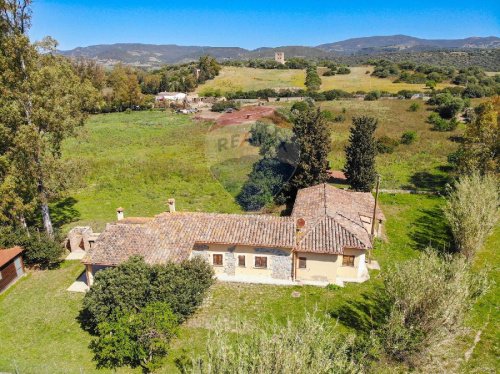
[344,116,378,192]
[457,99,499,175]
[290,107,331,191]
[0,0,98,235]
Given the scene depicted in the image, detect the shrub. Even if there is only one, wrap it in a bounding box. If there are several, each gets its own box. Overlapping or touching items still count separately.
[408,102,420,112]
[211,100,240,112]
[377,249,488,367]
[364,90,381,101]
[443,172,499,260]
[80,256,214,332]
[376,136,399,154]
[149,257,215,322]
[336,66,351,74]
[290,101,310,113]
[333,114,346,123]
[179,314,364,373]
[90,302,178,372]
[0,227,63,269]
[400,131,417,145]
[125,108,132,114]
[428,113,459,131]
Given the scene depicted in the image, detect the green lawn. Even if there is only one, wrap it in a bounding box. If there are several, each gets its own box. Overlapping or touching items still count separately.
[58,111,242,231]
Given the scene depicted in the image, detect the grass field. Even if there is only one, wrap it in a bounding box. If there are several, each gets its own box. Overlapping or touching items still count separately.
[320,66,451,93]
[196,66,306,95]
[58,111,242,231]
[196,66,452,95]
[320,99,468,190]
[1,193,497,373]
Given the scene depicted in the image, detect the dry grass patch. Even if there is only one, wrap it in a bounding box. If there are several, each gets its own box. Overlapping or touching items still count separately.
[320,66,452,93]
[197,67,306,95]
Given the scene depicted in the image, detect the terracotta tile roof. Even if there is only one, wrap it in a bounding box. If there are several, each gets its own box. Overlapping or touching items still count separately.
[83,213,295,266]
[297,216,367,254]
[83,183,385,265]
[0,246,24,268]
[292,184,384,253]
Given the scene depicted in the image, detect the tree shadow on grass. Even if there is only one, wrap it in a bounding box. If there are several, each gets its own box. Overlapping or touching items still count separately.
[50,197,80,228]
[403,171,451,193]
[329,285,391,334]
[410,205,454,253]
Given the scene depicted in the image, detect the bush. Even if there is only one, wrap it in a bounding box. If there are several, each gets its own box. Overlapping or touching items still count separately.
[376,136,399,154]
[400,131,417,145]
[211,100,240,112]
[290,101,310,113]
[333,114,346,123]
[336,66,351,74]
[364,90,381,101]
[90,302,178,372]
[377,249,488,367]
[408,102,420,112]
[428,113,459,131]
[179,314,364,373]
[443,172,499,259]
[80,256,214,332]
[0,227,63,269]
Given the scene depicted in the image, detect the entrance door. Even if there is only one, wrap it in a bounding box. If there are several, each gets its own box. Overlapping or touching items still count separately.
[14,257,23,276]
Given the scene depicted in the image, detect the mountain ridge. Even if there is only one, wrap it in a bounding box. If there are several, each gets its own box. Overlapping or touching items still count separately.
[59,35,500,67]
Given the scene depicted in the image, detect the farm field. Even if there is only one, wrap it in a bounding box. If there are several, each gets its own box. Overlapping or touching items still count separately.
[0,194,497,373]
[319,66,452,93]
[196,66,306,95]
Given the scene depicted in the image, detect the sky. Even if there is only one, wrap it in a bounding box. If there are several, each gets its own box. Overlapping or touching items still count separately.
[29,1,500,50]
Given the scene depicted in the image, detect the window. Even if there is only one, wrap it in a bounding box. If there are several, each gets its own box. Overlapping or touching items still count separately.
[213,254,223,266]
[254,256,267,268]
[298,257,307,269]
[342,255,355,267]
[238,255,246,267]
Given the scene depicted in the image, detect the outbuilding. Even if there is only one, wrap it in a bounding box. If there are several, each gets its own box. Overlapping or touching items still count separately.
[0,246,25,293]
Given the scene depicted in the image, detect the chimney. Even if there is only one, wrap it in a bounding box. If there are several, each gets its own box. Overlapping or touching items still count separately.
[116,207,124,221]
[168,198,176,213]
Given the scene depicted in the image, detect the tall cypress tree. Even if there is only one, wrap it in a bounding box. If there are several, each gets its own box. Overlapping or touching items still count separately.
[344,116,378,191]
[290,107,332,191]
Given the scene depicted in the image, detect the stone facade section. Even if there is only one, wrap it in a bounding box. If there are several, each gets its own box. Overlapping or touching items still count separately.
[256,247,292,280]
[224,252,235,276]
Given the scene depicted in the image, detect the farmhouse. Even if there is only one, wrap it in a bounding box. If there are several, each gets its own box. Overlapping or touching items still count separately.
[0,246,25,293]
[82,183,384,287]
[155,92,187,102]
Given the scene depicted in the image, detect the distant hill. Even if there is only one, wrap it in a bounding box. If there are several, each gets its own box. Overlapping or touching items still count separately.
[316,35,500,54]
[59,35,499,68]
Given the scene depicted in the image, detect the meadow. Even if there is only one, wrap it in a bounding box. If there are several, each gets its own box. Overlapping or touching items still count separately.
[319,66,451,93]
[196,66,452,95]
[196,66,306,96]
[320,98,465,190]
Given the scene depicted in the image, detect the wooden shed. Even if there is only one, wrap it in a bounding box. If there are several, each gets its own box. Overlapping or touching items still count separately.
[0,246,25,293]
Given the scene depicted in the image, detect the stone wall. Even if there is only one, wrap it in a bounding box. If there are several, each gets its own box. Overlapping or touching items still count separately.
[255,247,292,280]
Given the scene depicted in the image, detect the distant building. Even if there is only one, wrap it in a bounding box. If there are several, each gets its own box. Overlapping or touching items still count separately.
[275,51,285,65]
[155,92,187,102]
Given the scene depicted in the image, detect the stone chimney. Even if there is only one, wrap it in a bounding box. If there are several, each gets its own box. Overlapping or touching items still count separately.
[168,198,176,213]
[116,207,124,221]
